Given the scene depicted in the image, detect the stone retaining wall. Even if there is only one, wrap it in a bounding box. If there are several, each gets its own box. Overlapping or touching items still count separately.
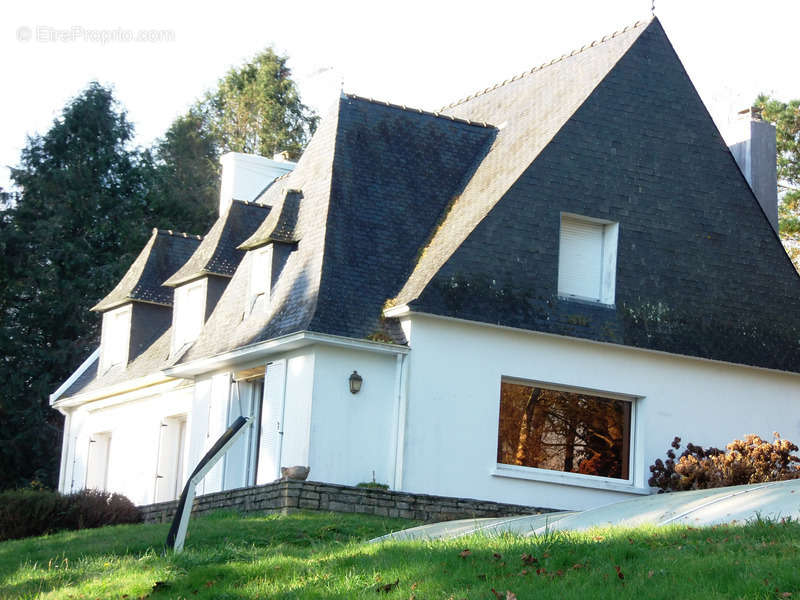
[139,480,553,524]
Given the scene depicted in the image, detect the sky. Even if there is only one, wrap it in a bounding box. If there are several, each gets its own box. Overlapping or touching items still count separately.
[2,0,799,191]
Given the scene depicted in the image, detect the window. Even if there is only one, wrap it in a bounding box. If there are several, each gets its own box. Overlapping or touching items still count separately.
[248,245,273,313]
[172,279,206,353]
[497,380,632,480]
[558,214,618,304]
[100,305,132,371]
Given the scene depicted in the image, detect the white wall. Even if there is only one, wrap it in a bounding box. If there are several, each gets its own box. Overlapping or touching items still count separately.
[308,345,398,487]
[63,384,193,506]
[399,314,800,511]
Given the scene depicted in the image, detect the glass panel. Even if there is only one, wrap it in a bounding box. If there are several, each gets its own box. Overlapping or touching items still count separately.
[497,382,631,480]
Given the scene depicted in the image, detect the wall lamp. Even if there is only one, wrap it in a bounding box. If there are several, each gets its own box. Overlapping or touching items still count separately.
[349,370,363,394]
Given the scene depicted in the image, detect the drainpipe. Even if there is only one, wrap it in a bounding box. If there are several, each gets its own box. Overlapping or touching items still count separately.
[57,409,72,493]
[392,352,409,490]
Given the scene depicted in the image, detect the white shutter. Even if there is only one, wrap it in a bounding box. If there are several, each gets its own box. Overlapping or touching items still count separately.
[86,433,111,491]
[223,383,249,490]
[154,422,171,502]
[558,217,603,300]
[256,360,286,484]
[204,374,230,493]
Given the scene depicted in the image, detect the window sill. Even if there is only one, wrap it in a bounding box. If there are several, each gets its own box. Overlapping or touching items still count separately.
[557,294,616,309]
[491,464,650,495]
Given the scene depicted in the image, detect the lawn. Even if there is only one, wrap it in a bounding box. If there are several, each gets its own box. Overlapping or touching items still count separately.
[2,510,800,599]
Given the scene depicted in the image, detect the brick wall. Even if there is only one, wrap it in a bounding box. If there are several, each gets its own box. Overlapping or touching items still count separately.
[139,480,554,524]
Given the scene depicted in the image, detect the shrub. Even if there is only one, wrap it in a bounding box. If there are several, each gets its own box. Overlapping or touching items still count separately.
[649,434,800,493]
[0,488,142,541]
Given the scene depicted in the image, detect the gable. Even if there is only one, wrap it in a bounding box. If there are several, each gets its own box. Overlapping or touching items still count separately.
[409,18,800,372]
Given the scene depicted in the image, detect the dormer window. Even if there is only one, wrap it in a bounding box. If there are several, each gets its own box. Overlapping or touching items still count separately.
[100,304,132,371]
[558,214,618,305]
[172,279,207,353]
[249,245,272,313]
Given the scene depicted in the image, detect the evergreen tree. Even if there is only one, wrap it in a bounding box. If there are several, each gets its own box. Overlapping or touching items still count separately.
[146,110,219,234]
[197,48,318,160]
[0,83,154,488]
[754,95,800,267]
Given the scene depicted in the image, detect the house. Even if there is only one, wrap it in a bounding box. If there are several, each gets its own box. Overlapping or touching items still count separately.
[51,17,800,512]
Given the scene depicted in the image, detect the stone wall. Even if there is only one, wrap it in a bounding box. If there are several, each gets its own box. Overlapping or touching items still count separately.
[139,480,553,524]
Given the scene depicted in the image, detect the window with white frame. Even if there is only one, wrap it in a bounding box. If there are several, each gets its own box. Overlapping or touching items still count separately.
[100,305,132,371]
[248,245,273,314]
[497,380,632,481]
[558,214,618,304]
[172,279,206,353]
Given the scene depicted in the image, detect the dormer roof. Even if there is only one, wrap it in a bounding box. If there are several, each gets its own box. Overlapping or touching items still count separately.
[239,189,302,249]
[91,229,201,312]
[163,200,270,287]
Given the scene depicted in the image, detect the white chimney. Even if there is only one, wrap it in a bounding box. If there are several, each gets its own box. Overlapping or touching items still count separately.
[219,152,296,215]
[728,108,778,234]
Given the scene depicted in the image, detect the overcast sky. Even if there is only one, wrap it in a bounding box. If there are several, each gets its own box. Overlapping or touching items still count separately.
[2,0,799,190]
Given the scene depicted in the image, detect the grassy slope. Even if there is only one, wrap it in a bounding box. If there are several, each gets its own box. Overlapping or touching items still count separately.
[2,511,800,599]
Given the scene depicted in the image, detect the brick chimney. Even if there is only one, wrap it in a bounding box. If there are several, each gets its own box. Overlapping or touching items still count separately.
[219,152,296,215]
[728,107,779,234]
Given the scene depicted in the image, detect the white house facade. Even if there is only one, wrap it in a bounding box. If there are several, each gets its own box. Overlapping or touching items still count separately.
[52,17,800,512]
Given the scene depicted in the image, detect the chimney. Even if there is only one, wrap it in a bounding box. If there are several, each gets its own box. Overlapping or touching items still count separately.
[219,152,296,215]
[728,107,779,234]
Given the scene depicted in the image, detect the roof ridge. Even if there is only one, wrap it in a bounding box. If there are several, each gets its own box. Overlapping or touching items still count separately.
[440,18,651,111]
[342,93,496,129]
[232,199,270,209]
[152,228,203,241]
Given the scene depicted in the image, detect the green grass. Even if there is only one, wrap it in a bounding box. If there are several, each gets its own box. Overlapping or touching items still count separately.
[2,511,800,599]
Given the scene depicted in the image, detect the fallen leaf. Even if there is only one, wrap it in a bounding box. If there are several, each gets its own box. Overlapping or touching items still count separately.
[493,553,503,560]
[648,570,654,578]
[377,579,399,593]
[411,582,417,590]
[520,569,528,576]
[628,538,634,544]
[781,593,792,598]
[556,570,564,577]
[593,535,604,542]
[542,552,550,558]
[614,566,624,580]
[521,553,538,565]
[506,592,518,600]
[571,563,584,570]
[459,549,472,559]
[490,589,503,599]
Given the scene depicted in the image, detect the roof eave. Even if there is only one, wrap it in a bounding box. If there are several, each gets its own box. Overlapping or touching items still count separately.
[165,330,408,378]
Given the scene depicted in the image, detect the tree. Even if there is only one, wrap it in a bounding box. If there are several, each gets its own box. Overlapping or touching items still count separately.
[197,48,318,160]
[0,83,156,489]
[753,95,800,266]
[145,110,219,234]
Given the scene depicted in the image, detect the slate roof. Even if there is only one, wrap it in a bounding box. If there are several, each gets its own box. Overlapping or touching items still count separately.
[163,201,270,287]
[59,16,800,401]
[92,229,201,311]
[177,94,496,363]
[394,19,648,307]
[239,189,303,249]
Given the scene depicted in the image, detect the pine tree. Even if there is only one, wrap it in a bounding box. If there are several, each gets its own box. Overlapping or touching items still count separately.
[0,83,153,488]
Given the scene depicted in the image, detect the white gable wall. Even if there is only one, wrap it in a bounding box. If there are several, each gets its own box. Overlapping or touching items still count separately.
[398,313,800,511]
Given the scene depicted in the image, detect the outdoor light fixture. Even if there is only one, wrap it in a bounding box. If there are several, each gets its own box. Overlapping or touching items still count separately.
[349,370,363,394]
